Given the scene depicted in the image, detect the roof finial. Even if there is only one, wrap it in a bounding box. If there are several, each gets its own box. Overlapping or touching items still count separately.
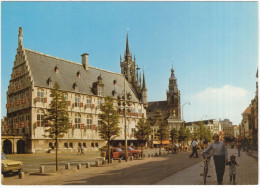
[18,27,23,49]
[125,33,130,55]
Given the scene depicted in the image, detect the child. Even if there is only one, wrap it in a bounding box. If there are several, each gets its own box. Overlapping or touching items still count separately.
[226,155,239,184]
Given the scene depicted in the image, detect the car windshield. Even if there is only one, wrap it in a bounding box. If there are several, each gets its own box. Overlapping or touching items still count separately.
[1,153,7,160]
[117,148,123,152]
[128,147,134,151]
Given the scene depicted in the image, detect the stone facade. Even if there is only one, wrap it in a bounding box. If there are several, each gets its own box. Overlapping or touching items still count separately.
[2,28,147,154]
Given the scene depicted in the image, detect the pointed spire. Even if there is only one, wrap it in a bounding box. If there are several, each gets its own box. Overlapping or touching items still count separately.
[142,70,147,91]
[18,27,24,50]
[139,72,142,87]
[126,33,130,55]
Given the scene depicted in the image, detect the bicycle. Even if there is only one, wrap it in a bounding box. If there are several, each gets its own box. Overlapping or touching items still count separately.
[202,153,212,185]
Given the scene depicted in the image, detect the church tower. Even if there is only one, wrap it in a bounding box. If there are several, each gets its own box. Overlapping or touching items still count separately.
[166,67,181,119]
[120,34,136,84]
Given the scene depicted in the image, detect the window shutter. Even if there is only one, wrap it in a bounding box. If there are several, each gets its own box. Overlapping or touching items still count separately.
[80,103,83,107]
[81,124,85,129]
[91,104,95,109]
[44,98,47,103]
[67,101,71,106]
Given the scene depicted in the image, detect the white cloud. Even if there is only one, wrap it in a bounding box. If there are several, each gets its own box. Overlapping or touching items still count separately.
[184,85,253,125]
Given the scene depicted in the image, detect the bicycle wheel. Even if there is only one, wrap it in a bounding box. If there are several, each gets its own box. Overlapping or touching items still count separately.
[203,166,208,185]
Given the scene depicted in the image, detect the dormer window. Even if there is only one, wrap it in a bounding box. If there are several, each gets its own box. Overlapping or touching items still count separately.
[54,66,59,73]
[77,71,81,78]
[47,77,52,87]
[73,82,78,91]
[98,86,102,96]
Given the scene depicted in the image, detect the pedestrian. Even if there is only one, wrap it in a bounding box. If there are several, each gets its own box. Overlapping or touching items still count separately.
[236,140,241,157]
[226,155,239,185]
[80,145,84,155]
[77,146,81,155]
[189,138,198,158]
[201,133,228,185]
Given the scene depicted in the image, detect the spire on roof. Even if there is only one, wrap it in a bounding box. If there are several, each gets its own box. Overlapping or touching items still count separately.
[124,33,131,61]
[142,70,147,91]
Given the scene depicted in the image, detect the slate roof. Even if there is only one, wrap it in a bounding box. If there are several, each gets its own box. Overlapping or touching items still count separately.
[25,49,140,102]
[243,106,251,115]
[147,101,168,113]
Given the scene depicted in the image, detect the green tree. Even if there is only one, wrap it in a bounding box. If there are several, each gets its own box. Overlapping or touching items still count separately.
[157,120,169,155]
[44,82,69,171]
[135,117,152,156]
[178,126,187,145]
[193,127,199,140]
[185,127,192,145]
[170,128,179,144]
[98,96,120,163]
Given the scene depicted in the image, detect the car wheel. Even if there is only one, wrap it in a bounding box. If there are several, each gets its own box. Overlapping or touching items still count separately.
[133,153,137,158]
[120,155,125,160]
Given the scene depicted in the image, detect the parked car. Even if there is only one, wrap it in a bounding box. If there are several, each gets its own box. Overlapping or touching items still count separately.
[121,146,141,157]
[103,147,129,160]
[1,153,23,175]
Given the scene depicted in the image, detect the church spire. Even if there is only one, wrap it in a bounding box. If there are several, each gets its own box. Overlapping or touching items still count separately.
[18,27,24,50]
[125,33,131,61]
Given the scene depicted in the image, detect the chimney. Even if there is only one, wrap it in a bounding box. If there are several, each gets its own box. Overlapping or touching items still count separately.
[81,53,89,70]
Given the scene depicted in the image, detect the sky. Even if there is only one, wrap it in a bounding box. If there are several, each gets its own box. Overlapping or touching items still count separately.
[1,2,258,125]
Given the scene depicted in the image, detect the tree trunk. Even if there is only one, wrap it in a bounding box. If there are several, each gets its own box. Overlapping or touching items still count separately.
[55,137,58,171]
[108,139,110,164]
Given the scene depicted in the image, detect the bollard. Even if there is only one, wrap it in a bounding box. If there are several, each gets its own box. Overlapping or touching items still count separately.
[40,166,44,173]
[86,162,90,168]
[130,156,133,161]
[110,159,113,164]
[65,163,70,170]
[118,158,122,163]
[95,160,99,167]
[19,172,25,179]
[77,164,81,170]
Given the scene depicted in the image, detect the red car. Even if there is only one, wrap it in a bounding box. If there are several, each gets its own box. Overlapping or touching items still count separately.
[105,147,129,160]
[121,146,141,157]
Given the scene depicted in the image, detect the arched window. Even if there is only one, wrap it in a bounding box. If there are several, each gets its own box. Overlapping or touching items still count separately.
[74,113,81,129]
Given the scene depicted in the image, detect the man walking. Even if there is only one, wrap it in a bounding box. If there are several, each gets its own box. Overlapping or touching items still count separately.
[202,133,228,185]
[189,138,198,158]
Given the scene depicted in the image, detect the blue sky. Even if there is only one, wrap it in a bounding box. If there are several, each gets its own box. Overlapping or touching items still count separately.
[1,2,258,125]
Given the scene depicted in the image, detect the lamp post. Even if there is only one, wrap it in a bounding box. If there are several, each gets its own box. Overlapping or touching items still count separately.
[201,115,207,120]
[182,102,190,126]
[123,77,128,161]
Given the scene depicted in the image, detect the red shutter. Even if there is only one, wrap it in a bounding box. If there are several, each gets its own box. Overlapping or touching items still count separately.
[35,121,38,127]
[6,104,9,108]
[92,125,96,130]
[69,123,72,128]
[67,101,71,106]
[26,121,29,127]
[91,104,95,109]
[21,122,25,128]
[81,124,85,129]
[16,100,20,106]
[44,98,47,103]
[22,98,26,104]
[142,113,144,118]
[11,73,15,77]
[35,97,38,102]
[80,103,83,107]
[10,102,14,107]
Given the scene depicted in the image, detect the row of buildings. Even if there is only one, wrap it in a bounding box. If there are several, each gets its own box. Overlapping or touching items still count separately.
[240,70,258,147]
[1,27,257,154]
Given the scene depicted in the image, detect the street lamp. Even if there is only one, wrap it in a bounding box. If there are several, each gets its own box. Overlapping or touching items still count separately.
[182,102,190,121]
[123,77,128,161]
[201,115,207,120]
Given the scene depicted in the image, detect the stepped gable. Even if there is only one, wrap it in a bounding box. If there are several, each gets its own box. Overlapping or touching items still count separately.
[24,49,139,102]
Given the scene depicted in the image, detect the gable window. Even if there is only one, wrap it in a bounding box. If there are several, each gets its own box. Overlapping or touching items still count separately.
[37,91,44,102]
[97,87,102,96]
[74,114,81,129]
[75,96,80,107]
